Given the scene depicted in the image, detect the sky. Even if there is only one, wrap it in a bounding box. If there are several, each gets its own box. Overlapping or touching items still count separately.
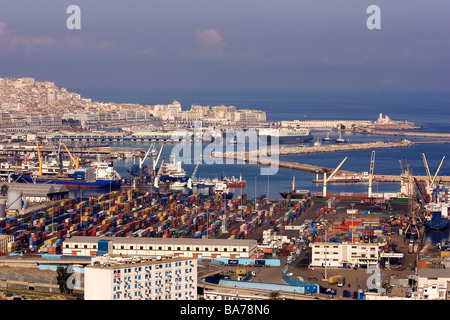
[0,0,449,93]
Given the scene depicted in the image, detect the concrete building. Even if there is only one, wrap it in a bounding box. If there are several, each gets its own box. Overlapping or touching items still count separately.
[6,183,69,204]
[414,268,450,300]
[0,235,14,253]
[309,242,381,268]
[84,255,197,300]
[62,236,258,259]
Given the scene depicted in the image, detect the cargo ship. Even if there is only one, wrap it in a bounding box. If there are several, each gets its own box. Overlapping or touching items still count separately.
[258,127,313,144]
[11,161,122,189]
[423,184,449,230]
[279,176,310,199]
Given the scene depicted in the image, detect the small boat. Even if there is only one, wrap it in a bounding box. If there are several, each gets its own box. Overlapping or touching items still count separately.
[322,132,333,142]
[335,132,346,143]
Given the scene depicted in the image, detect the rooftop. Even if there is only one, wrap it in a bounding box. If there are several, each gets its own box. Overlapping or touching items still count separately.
[65,236,257,246]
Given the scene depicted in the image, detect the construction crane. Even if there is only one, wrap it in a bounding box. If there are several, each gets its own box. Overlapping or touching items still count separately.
[323,157,347,197]
[139,143,155,174]
[62,141,79,171]
[368,151,375,198]
[35,138,42,177]
[422,153,445,197]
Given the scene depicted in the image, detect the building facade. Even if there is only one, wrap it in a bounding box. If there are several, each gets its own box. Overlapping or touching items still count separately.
[84,255,197,300]
[62,236,258,259]
[309,242,381,268]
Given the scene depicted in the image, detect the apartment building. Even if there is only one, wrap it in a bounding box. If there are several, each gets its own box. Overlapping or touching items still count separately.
[84,255,197,300]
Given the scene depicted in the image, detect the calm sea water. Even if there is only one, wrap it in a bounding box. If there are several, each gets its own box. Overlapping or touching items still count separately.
[72,88,450,244]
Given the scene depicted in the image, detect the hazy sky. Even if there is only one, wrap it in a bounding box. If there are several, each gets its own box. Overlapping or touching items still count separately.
[0,0,449,92]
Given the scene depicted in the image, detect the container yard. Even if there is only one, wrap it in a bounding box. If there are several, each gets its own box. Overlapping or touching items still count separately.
[0,187,312,256]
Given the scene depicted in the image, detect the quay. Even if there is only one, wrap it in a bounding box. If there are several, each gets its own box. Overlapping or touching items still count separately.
[278,140,449,156]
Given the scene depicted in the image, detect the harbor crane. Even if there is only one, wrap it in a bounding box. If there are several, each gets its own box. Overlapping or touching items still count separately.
[187,159,201,190]
[35,138,43,177]
[323,157,347,197]
[368,151,375,198]
[421,153,445,198]
[62,141,79,171]
[139,143,155,174]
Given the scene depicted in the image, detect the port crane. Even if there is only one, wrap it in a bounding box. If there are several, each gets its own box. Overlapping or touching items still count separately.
[187,159,201,190]
[62,141,79,171]
[35,138,43,177]
[421,153,445,198]
[138,143,155,175]
[322,157,347,197]
[368,151,375,198]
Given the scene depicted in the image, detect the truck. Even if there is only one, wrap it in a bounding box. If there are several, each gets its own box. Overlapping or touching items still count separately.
[235,269,247,276]
[337,277,345,287]
[328,275,343,285]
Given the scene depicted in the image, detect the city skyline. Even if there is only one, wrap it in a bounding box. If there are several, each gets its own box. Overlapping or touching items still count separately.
[0,0,449,93]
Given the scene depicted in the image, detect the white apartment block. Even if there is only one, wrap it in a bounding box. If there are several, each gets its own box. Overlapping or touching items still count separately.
[62,236,258,259]
[413,268,450,300]
[84,255,197,300]
[309,242,381,268]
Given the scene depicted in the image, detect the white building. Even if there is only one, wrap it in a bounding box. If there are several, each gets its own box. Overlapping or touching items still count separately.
[84,255,197,300]
[309,242,382,268]
[62,236,258,259]
[414,268,450,300]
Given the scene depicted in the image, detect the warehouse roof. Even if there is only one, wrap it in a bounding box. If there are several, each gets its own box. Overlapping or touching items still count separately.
[65,236,257,246]
[4,183,69,196]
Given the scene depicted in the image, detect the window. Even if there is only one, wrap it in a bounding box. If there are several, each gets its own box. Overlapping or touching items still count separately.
[74,245,78,249]
[168,247,171,251]
[205,248,209,251]
[177,247,181,251]
[186,247,190,251]
[158,247,162,250]
[233,248,237,252]
[121,246,124,250]
[130,246,133,250]
[84,245,87,249]
[214,248,218,252]
[93,245,97,249]
[243,248,246,252]
[224,248,227,252]
[140,246,144,250]
[196,247,200,251]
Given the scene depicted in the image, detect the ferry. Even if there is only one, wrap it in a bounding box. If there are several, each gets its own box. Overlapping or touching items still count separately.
[222,173,246,188]
[258,127,313,144]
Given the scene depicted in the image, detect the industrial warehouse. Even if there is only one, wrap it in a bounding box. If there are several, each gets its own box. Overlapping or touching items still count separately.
[63,236,258,259]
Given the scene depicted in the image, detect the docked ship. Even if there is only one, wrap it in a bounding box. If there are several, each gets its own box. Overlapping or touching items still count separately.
[258,127,313,144]
[213,180,234,199]
[10,161,122,189]
[279,176,310,199]
[222,173,246,188]
[157,154,187,183]
[425,202,449,230]
[312,172,372,184]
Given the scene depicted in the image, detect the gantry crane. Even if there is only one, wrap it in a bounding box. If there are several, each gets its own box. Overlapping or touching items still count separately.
[421,153,445,198]
[323,157,347,197]
[368,151,375,198]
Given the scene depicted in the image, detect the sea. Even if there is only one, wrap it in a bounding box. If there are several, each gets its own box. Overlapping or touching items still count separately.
[72,88,450,245]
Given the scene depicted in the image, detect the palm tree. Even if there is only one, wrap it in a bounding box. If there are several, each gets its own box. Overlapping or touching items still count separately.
[269,291,280,300]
